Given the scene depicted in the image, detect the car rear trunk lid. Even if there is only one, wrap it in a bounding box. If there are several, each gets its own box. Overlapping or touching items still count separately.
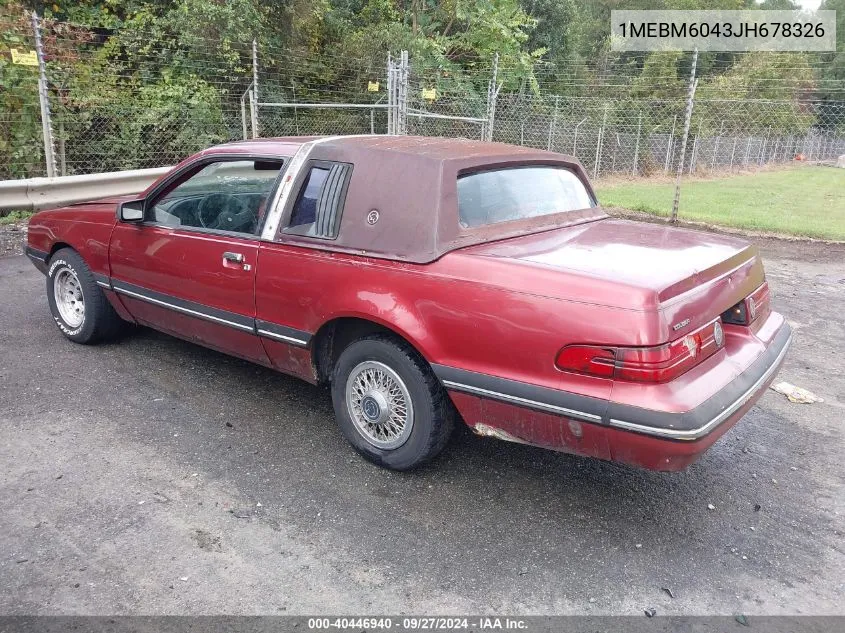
[460,217,765,338]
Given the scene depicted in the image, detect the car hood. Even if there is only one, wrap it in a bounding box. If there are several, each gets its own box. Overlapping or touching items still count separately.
[452,217,764,314]
[68,194,137,207]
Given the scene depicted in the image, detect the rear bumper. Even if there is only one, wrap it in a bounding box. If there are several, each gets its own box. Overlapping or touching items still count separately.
[436,320,792,471]
[607,321,792,441]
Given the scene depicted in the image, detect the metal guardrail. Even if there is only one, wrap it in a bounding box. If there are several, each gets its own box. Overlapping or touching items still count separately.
[0,167,171,212]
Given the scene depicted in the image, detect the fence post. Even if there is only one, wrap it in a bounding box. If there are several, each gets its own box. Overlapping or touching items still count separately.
[711,121,724,169]
[58,119,66,176]
[484,53,500,142]
[670,48,698,223]
[386,52,394,135]
[387,52,392,135]
[688,120,702,175]
[547,95,560,151]
[251,39,260,138]
[388,51,408,136]
[594,104,608,178]
[688,135,695,174]
[240,93,249,140]
[632,111,642,176]
[664,115,677,173]
[573,117,587,159]
[31,12,56,178]
[398,50,409,135]
[291,82,300,135]
[729,136,737,171]
[758,130,769,166]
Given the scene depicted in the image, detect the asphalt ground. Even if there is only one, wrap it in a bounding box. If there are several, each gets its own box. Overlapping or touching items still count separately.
[0,239,843,616]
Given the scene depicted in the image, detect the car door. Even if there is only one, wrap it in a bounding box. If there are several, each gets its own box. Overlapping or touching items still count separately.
[109,156,285,364]
[254,160,353,379]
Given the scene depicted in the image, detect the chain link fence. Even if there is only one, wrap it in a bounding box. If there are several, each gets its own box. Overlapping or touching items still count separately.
[1,10,42,180]
[492,95,845,178]
[2,9,844,185]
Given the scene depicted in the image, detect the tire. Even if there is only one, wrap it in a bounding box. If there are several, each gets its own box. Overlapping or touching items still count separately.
[46,248,125,344]
[331,334,454,470]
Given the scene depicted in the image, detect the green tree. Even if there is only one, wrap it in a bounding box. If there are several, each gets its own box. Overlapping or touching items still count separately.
[0,5,44,178]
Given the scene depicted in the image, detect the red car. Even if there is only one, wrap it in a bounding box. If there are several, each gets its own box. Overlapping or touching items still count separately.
[26,136,792,471]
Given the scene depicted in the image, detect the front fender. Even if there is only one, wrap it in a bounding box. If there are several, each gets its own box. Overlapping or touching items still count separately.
[27,205,117,277]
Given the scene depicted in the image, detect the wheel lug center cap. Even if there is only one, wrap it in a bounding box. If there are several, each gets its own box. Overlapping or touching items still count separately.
[361,391,389,424]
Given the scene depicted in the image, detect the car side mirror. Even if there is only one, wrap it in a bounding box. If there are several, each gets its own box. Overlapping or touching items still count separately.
[118,199,145,223]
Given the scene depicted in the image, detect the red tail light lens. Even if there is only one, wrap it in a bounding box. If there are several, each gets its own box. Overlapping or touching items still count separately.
[556,319,724,383]
[554,345,615,378]
[614,335,704,382]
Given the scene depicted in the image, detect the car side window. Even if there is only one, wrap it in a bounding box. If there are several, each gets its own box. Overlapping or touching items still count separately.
[150,159,284,235]
[286,161,351,239]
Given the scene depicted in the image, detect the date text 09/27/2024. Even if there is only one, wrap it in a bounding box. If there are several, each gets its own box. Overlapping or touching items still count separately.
[307,617,527,630]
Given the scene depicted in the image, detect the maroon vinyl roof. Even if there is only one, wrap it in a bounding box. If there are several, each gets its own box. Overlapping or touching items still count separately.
[210,136,607,263]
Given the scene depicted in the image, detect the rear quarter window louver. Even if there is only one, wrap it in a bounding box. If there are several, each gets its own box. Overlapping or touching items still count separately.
[315,163,351,239]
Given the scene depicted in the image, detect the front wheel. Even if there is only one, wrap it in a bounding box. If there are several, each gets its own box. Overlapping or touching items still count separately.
[46,248,126,344]
[330,335,454,470]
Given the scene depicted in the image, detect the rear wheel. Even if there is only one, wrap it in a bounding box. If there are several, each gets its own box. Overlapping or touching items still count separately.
[46,248,125,344]
[330,335,454,470]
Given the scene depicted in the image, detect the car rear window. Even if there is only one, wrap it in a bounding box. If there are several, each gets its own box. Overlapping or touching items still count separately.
[457,166,595,229]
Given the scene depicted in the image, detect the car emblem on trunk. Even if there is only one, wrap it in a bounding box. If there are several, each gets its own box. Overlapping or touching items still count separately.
[367,210,380,225]
[672,318,691,331]
[714,321,724,347]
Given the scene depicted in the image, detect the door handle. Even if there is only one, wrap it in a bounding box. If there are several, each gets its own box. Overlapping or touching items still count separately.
[222,251,251,270]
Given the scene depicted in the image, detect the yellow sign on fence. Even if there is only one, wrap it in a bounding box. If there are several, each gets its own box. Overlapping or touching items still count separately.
[10,48,38,66]
[421,87,436,101]
[367,81,380,92]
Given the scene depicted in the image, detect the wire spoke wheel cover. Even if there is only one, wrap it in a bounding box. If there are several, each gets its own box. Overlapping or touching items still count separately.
[345,360,414,450]
[53,266,85,329]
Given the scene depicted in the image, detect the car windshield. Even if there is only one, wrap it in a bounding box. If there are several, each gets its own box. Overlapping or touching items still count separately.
[457,166,596,228]
[168,161,282,198]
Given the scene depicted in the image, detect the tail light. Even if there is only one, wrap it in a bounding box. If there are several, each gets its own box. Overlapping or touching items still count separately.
[555,345,616,378]
[722,282,770,326]
[556,319,724,383]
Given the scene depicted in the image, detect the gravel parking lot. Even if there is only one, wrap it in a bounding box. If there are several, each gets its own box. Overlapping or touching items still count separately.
[1,238,843,616]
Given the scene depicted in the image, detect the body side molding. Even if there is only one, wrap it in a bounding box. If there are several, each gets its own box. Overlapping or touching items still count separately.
[108,278,313,346]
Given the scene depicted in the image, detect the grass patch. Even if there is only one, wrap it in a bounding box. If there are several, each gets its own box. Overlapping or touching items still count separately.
[0,210,34,226]
[595,165,845,241]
